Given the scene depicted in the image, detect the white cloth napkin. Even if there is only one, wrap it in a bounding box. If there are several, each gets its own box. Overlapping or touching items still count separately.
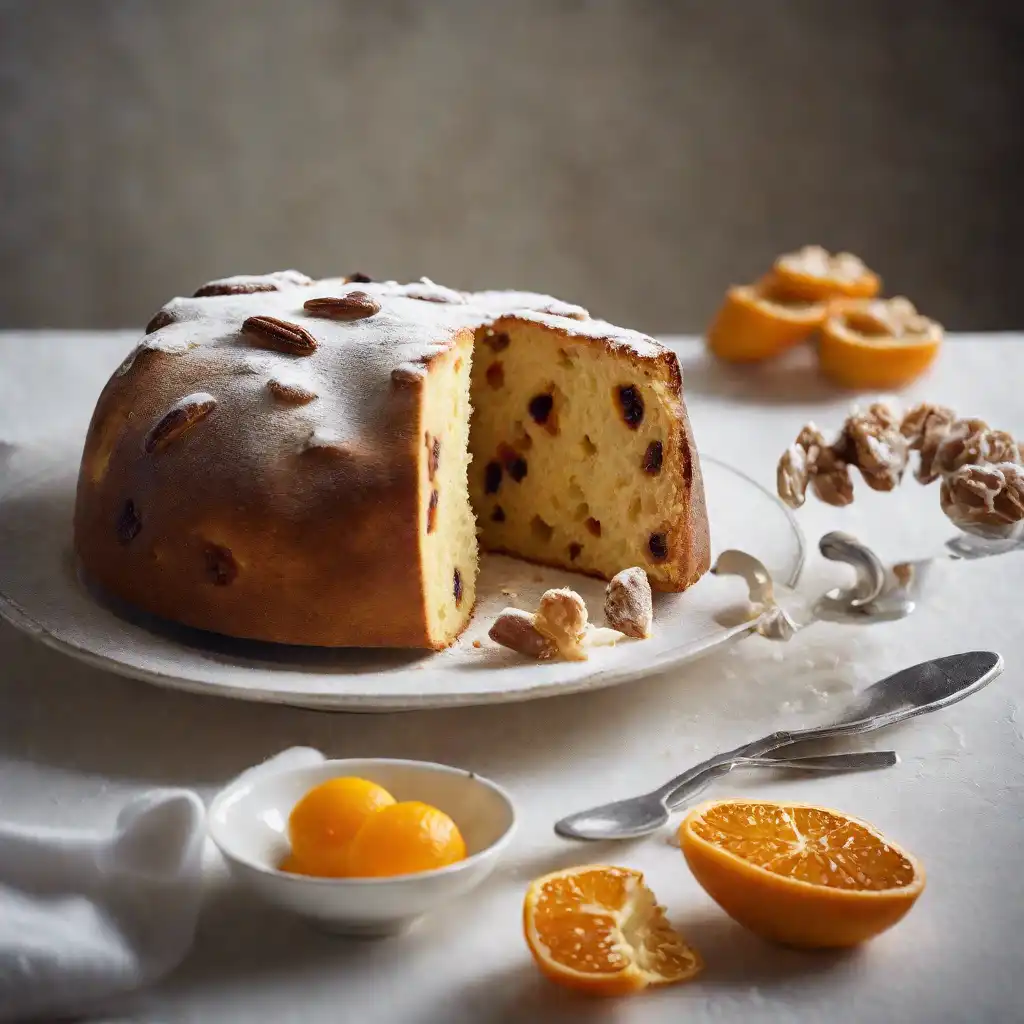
[0,788,205,1021]
[0,747,325,1021]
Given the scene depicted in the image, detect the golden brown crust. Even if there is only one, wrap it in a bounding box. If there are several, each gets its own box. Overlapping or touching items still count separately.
[75,276,710,646]
[75,348,431,647]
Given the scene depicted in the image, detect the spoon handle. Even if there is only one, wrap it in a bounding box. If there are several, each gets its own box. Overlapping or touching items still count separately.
[663,750,897,810]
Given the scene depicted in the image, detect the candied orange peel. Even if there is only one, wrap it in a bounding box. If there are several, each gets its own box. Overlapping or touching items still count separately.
[772,245,881,302]
[706,278,829,364]
[819,296,943,389]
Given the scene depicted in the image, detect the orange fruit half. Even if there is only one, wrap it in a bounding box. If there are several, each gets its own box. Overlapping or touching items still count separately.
[818,296,943,390]
[680,800,925,949]
[523,865,702,996]
[773,245,881,302]
[707,279,828,363]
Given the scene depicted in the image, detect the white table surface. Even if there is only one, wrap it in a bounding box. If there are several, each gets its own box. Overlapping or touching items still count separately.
[1,333,1022,1024]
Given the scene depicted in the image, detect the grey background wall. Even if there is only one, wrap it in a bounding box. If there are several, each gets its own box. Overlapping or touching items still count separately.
[1,0,1022,333]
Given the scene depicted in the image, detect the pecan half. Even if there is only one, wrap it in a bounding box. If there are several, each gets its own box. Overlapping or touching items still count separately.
[145,393,216,453]
[145,309,174,334]
[267,377,318,404]
[242,316,318,355]
[345,271,373,283]
[194,270,312,297]
[303,291,381,321]
[604,567,653,639]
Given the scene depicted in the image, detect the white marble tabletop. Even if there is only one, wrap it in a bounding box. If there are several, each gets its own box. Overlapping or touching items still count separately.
[1,332,1022,1024]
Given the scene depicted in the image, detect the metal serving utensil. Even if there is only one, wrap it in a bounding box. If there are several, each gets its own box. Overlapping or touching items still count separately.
[554,651,1002,841]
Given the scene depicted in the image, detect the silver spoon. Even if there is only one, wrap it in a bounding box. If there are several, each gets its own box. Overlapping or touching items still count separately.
[555,651,1002,841]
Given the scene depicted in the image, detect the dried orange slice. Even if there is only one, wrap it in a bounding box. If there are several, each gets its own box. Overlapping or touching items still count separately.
[773,245,881,302]
[680,800,925,949]
[523,865,702,996]
[818,296,943,390]
[707,279,828,363]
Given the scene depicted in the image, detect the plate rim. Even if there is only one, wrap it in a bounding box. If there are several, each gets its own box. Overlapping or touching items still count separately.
[0,454,805,711]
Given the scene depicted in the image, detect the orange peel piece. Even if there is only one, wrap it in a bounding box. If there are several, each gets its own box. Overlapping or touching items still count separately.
[773,245,881,302]
[706,280,828,363]
[818,296,943,390]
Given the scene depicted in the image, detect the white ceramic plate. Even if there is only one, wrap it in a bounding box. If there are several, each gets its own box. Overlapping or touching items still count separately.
[0,445,803,710]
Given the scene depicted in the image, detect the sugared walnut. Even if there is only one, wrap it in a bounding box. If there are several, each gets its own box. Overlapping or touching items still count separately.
[568,542,582,561]
[242,315,318,355]
[604,566,653,639]
[486,362,505,389]
[204,543,238,585]
[616,385,644,428]
[900,402,957,483]
[585,517,602,537]
[534,588,589,661]
[648,532,669,562]
[810,446,854,507]
[145,393,217,453]
[303,292,381,321]
[484,461,502,494]
[841,403,908,492]
[491,505,506,522]
[116,500,141,544]
[425,433,441,480]
[427,489,439,533]
[940,462,1024,537]
[642,440,663,475]
[933,419,1023,478]
[453,568,463,607]
[193,270,312,297]
[145,310,174,334]
[484,330,510,353]
[777,424,827,509]
[267,377,317,404]
[488,608,556,660]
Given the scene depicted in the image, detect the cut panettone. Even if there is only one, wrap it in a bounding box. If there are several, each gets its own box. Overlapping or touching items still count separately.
[75,274,709,648]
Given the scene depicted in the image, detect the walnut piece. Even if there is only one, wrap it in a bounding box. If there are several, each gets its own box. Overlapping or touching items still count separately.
[488,608,556,659]
[604,567,653,639]
[900,402,957,483]
[533,588,589,661]
[779,400,1024,540]
[840,403,908,492]
[932,418,1022,478]
[940,462,1024,538]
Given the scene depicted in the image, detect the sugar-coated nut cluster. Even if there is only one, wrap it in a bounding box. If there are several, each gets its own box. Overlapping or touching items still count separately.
[778,400,1024,537]
[604,567,654,639]
[534,588,589,661]
[778,403,906,509]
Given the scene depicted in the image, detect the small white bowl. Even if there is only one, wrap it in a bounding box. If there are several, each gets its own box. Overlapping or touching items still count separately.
[208,757,517,936]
